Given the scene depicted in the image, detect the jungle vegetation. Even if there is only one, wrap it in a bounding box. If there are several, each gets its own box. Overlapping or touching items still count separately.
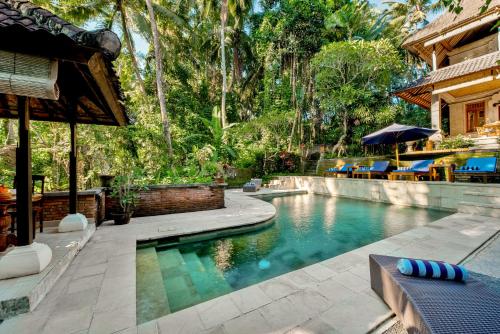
[0,0,448,190]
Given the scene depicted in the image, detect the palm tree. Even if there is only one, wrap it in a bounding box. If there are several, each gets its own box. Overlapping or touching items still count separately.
[227,0,253,86]
[117,0,148,95]
[220,0,229,129]
[384,0,443,35]
[145,0,174,158]
[33,0,148,95]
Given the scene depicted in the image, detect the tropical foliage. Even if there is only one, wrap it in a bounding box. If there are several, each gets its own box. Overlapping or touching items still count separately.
[0,0,437,189]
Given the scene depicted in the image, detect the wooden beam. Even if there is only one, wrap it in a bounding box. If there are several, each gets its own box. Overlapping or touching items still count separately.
[16,96,33,246]
[433,75,495,94]
[88,53,127,126]
[424,12,500,47]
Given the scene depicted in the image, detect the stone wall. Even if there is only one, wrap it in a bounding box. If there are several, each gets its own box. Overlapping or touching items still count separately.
[275,176,500,211]
[105,184,225,218]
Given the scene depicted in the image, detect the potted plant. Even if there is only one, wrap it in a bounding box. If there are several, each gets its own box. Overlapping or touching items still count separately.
[109,174,142,225]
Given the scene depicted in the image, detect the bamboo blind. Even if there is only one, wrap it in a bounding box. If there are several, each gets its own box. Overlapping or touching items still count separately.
[0,50,59,100]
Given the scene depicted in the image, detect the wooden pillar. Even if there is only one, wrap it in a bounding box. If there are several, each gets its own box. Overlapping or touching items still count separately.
[431,94,441,130]
[69,121,77,214]
[16,96,33,246]
[432,46,437,71]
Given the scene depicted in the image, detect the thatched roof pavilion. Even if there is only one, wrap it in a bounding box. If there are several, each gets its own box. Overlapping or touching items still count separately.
[0,0,129,279]
[0,0,129,125]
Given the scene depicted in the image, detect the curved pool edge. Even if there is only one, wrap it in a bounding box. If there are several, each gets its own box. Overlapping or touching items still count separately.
[131,189,282,243]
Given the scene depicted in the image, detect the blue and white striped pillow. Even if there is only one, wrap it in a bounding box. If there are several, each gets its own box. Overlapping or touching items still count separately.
[397,258,468,282]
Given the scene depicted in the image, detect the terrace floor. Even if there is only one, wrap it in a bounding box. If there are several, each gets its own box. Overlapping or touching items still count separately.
[0,188,499,334]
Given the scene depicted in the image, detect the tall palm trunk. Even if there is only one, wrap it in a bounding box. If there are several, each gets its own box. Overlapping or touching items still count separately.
[145,0,173,158]
[220,0,228,129]
[118,0,147,95]
[287,53,299,152]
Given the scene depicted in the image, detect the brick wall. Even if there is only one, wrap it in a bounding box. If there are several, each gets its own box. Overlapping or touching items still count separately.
[105,184,225,218]
[41,184,225,223]
[43,190,103,222]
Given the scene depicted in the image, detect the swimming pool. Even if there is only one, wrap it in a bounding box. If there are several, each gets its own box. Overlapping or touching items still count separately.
[136,194,450,323]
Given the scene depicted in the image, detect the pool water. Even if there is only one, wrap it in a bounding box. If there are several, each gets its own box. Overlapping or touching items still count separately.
[136,194,450,323]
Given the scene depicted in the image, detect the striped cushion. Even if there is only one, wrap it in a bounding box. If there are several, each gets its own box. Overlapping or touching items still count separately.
[397,258,468,282]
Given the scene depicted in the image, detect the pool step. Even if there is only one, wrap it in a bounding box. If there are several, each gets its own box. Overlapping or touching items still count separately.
[136,247,170,324]
[183,252,233,301]
[158,249,201,312]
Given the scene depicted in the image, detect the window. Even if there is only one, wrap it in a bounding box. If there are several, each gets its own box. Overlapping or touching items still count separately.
[466,102,485,132]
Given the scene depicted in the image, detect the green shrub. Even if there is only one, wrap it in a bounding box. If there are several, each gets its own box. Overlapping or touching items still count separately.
[438,135,474,149]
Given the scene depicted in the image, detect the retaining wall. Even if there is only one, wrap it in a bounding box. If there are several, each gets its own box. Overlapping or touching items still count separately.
[275,176,500,211]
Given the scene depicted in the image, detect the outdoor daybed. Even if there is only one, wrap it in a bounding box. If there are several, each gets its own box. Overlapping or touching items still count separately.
[352,161,391,179]
[389,160,434,181]
[454,157,499,183]
[369,254,500,334]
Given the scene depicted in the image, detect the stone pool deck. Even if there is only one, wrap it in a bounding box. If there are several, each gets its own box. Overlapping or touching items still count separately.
[0,188,499,334]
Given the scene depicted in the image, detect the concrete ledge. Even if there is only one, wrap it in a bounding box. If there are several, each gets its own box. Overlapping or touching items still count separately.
[0,224,95,319]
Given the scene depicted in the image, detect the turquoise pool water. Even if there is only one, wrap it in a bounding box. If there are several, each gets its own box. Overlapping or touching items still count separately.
[136,194,450,323]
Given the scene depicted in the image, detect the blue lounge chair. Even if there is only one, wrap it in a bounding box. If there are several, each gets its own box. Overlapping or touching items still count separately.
[353,161,391,179]
[389,159,434,181]
[324,164,355,177]
[454,157,498,183]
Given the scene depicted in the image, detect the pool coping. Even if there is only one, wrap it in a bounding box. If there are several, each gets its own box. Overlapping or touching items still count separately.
[1,189,499,334]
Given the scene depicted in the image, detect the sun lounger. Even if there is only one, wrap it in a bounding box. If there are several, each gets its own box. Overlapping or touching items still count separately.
[353,161,391,179]
[243,182,257,192]
[389,159,433,181]
[369,254,500,334]
[454,157,499,183]
[324,164,355,178]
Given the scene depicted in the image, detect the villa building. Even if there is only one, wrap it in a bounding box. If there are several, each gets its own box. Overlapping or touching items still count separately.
[396,0,500,146]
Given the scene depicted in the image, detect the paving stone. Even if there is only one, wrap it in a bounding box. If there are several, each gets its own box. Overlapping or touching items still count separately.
[42,306,94,334]
[258,277,299,300]
[137,320,159,334]
[258,297,309,333]
[54,287,100,312]
[316,277,360,303]
[329,270,371,293]
[66,274,104,294]
[157,307,205,334]
[302,263,337,281]
[285,288,330,318]
[72,262,108,279]
[222,309,272,334]
[229,284,272,314]
[94,285,135,312]
[196,296,241,329]
[88,304,136,334]
[319,292,391,334]
[287,317,339,334]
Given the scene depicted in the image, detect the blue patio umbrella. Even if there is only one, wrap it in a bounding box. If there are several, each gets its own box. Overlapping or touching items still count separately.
[362,123,437,167]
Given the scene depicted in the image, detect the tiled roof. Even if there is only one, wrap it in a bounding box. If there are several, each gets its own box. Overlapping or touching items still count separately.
[403,0,500,47]
[0,0,120,59]
[400,51,500,91]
